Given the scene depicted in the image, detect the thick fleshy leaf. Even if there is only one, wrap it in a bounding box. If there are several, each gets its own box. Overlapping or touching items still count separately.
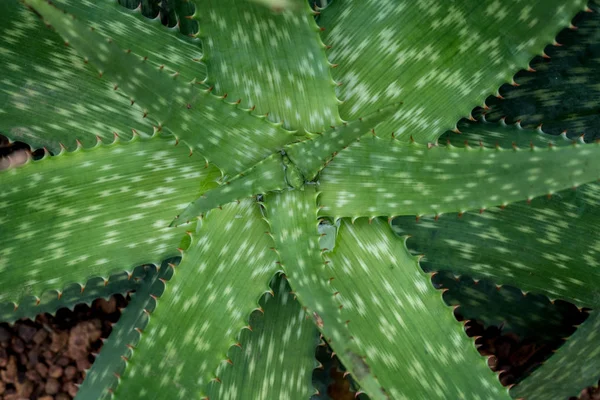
[510,311,600,400]
[113,199,280,398]
[52,0,205,82]
[318,0,586,143]
[435,272,581,342]
[23,0,296,175]
[265,188,508,399]
[393,181,600,308]
[317,124,600,219]
[173,153,287,225]
[484,0,600,142]
[0,265,146,324]
[75,262,173,400]
[0,134,219,304]
[192,0,340,132]
[0,0,154,151]
[205,275,319,399]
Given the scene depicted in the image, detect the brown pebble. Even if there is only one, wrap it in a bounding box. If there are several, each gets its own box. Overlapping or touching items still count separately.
[45,378,60,395]
[17,324,37,343]
[49,365,63,379]
[39,396,54,400]
[50,332,68,353]
[33,329,49,345]
[0,380,5,394]
[57,356,70,367]
[0,326,11,342]
[25,369,40,382]
[0,347,7,367]
[63,381,78,397]
[1,355,18,383]
[96,297,118,314]
[64,365,77,380]
[27,348,39,367]
[57,393,70,400]
[15,379,34,398]
[36,363,49,378]
[76,357,91,371]
[12,337,25,354]
[42,350,53,360]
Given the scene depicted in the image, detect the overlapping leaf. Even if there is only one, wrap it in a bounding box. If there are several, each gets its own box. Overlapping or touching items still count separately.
[193,0,340,132]
[318,123,600,220]
[265,188,508,399]
[113,199,281,398]
[510,311,600,400]
[0,134,219,304]
[15,0,297,176]
[318,0,586,143]
[484,0,600,142]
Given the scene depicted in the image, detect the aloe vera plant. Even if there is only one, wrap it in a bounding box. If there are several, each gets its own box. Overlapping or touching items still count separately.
[1,0,599,398]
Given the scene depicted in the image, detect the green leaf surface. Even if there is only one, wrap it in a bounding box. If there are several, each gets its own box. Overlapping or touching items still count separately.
[51,0,205,83]
[435,272,581,343]
[0,0,155,151]
[318,0,586,143]
[22,0,297,176]
[265,188,508,399]
[510,311,600,400]
[285,104,399,180]
[75,262,173,400]
[0,266,146,325]
[0,134,219,304]
[173,153,287,225]
[205,275,319,399]
[172,0,199,36]
[113,199,280,399]
[317,124,600,219]
[192,0,340,132]
[484,0,600,142]
[393,180,600,308]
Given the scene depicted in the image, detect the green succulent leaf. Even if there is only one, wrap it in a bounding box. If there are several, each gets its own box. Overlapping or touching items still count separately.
[50,0,205,83]
[318,0,587,143]
[171,0,199,36]
[192,0,340,132]
[435,272,581,342]
[0,265,146,324]
[484,0,600,142]
[0,134,219,304]
[75,262,173,400]
[172,153,287,226]
[22,0,296,175]
[393,180,600,308]
[205,275,319,399]
[0,0,154,151]
[510,311,600,400]
[317,123,600,219]
[265,188,508,400]
[112,199,281,398]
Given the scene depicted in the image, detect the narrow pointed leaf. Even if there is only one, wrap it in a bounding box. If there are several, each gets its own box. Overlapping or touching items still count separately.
[173,153,287,225]
[318,124,600,219]
[318,0,586,143]
[393,181,600,307]
[0,1,154,151]
[22,0,296,175]
[510,311,600,400]
[113,199,280,398]
[0,134,219,304]
[0,266,146,324]
[285,103,399,180]
[205,275,319,399]
[435,272,581,342]
[49,0,205,82]
[192,0,340,132]
[485,0,600,142]
[76,262,173,400]
[265,188,507,399]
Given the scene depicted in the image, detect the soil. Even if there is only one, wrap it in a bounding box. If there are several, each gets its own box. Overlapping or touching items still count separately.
[0,296,126,400]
